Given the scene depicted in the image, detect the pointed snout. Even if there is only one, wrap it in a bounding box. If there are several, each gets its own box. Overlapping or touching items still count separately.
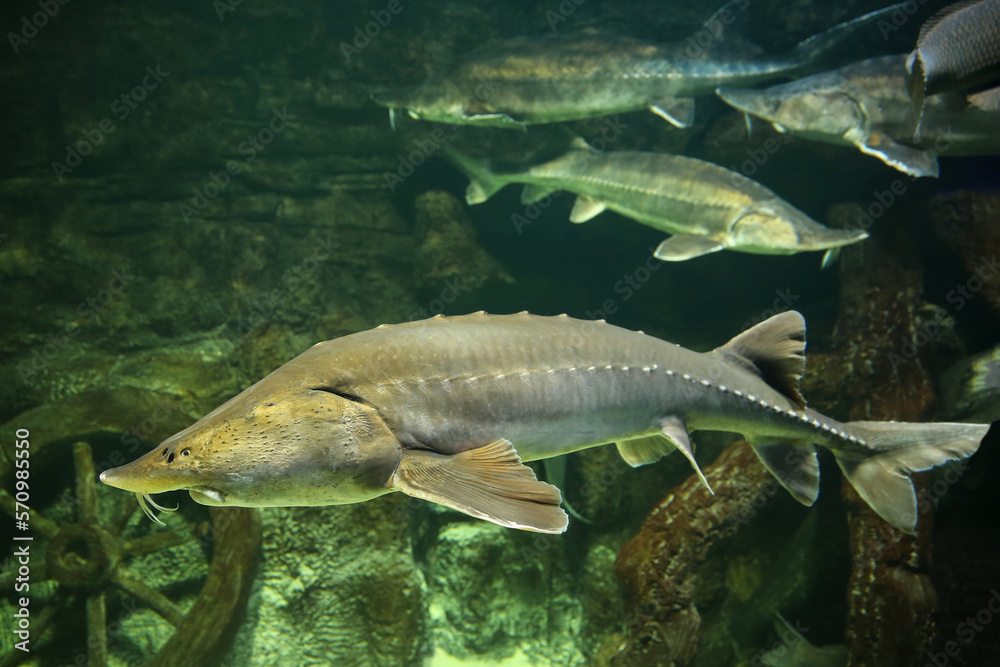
[99,449,185,495]
[716,86,779,120]
[99,461,146,493]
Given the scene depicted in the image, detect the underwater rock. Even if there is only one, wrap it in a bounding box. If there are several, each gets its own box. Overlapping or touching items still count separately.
[612,441,773,666]
[225,499,425,666]
[413,190,509,298]
[421,519,590,665]
[929,190,1000,317]
[820,208,943,666]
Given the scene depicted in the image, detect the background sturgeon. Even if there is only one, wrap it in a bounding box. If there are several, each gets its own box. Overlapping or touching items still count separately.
[370,5,903,128]
[100,311,988,535]
[906,0,1000,136]
[443,140,867,263]
[717,55,1000,178]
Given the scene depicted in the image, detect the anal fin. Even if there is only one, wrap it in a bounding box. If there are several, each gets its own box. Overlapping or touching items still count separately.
[391,439,568,534]
[748,439,820,506]
[569,195,606,223]
[659,416,712,493]
[617,420,712,492]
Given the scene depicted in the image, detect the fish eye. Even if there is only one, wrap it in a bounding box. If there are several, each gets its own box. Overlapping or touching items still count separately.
[181,449,190,456]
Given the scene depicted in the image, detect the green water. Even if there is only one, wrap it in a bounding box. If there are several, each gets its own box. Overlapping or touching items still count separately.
[1,1,997,665]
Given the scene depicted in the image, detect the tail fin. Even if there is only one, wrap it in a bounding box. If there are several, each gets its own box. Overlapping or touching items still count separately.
[439,145,510,205]
[790,4,907,67]
[833,420,988,533]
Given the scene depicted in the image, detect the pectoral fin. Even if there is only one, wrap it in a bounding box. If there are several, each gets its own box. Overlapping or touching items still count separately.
[391,439,568,533]
[654,235,724,261]
[748,439,820,506]
[569,195,606,223]
[650,98,695,128]
[856,132,939,178]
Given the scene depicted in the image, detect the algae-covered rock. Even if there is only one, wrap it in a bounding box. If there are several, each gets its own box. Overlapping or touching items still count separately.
[225,499,425,666]
[413,190,510,303]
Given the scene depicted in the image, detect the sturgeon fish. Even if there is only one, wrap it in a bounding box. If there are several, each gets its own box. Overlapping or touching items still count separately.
[906,0,1000,136]
[100,311,988,535]
[717,55,1000,178]
[370,6,902,129]
[443,140,867,263]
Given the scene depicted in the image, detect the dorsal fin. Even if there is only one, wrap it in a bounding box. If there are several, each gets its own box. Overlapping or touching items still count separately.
[918,0,979,41]
[711,311,807,408]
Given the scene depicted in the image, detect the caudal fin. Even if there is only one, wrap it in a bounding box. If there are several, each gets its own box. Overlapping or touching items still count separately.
[833,420,988,533]
[439,145,510,205]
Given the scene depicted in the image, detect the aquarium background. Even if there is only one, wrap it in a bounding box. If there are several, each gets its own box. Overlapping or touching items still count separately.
[1,0,998,665]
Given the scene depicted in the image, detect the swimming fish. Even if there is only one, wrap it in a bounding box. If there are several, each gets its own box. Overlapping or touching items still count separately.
[442,140,867,263]
[100,311,987,535]
[370,5,903,129]
[717,55,1000,178]
[905,0,1000,137]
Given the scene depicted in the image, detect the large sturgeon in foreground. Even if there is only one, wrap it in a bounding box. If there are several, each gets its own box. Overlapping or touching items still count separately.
[100,312,988,534]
